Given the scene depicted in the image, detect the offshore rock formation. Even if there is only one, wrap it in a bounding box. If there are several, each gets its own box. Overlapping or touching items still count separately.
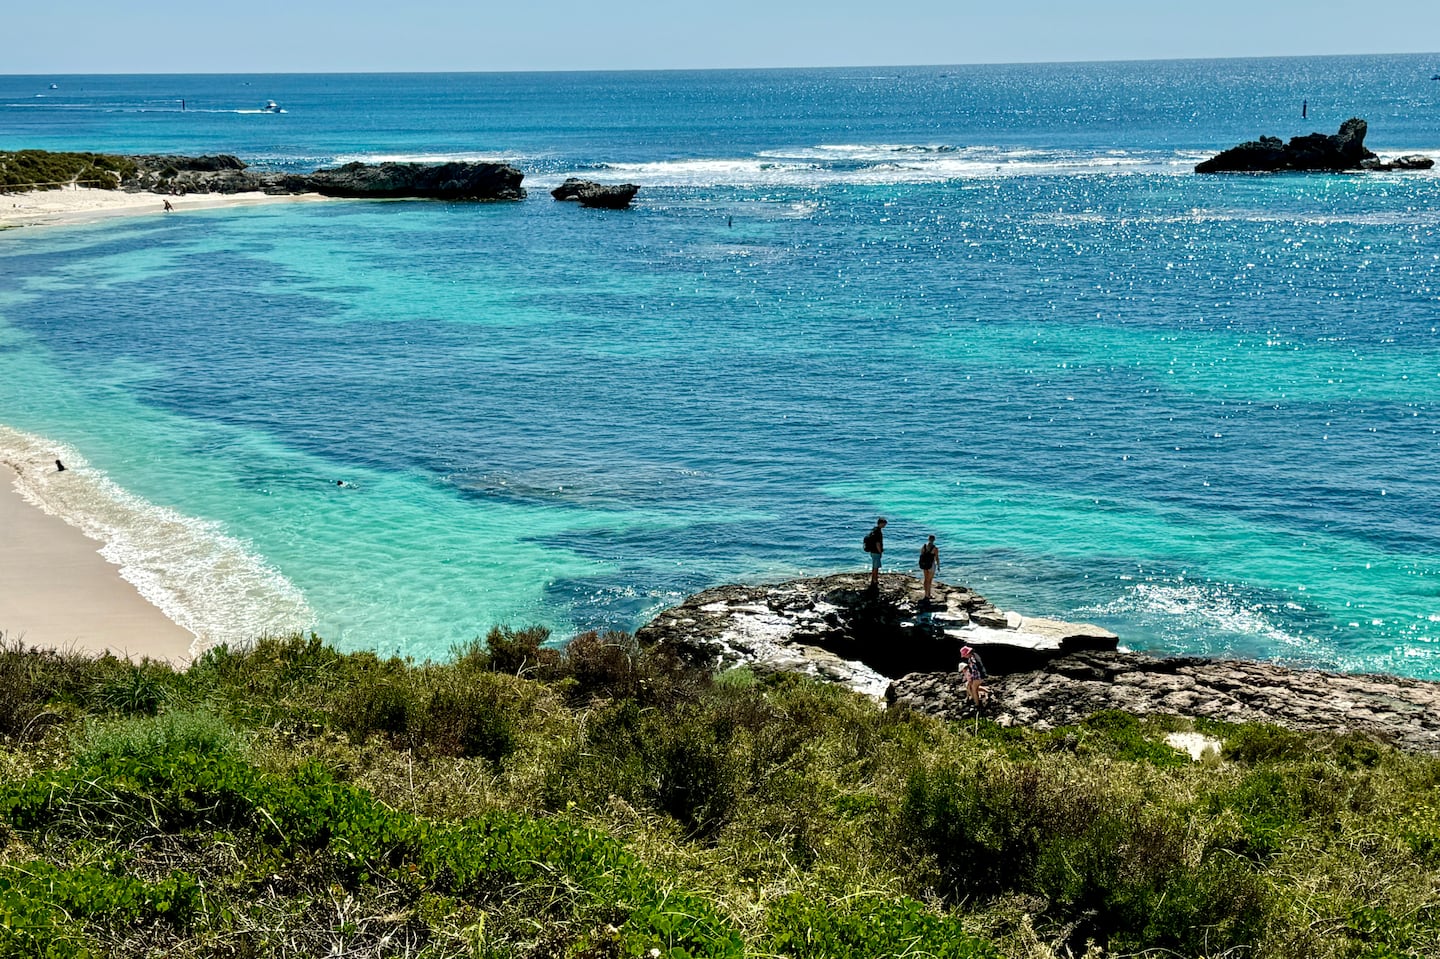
[1379,154,1436,171]
[635,573,1118,698]
[889,651,1440,753]
[639,573,1440,753]
[1195,118,1433,173]
[124,155,527,200]
[301,161,526,200]
[550,178,640,209]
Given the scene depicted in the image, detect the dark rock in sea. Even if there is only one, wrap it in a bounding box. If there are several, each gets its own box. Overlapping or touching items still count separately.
[888,650,1440,753]
[303,161,526,200]
[1196,117,1379,173]
[550,178,640,209]
[1388,154,1436,170]
[635,573,1118,697]
[121,155,526,201]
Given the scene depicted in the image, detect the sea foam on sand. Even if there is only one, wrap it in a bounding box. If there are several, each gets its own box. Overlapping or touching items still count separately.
[1,425,313,663]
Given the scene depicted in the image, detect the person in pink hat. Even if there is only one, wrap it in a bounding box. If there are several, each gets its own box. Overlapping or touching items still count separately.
[959,645,988,706]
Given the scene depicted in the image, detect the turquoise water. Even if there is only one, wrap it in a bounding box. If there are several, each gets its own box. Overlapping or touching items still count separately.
[1,58,1438,673]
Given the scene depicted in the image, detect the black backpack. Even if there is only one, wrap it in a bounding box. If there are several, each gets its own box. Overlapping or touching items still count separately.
[863,529,879,553]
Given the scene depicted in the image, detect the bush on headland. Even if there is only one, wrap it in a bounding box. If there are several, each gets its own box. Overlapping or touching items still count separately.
[1,633,1438,958]
[0,150,137,191]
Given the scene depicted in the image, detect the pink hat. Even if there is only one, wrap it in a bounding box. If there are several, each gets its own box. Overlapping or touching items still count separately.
[960,646,973,657]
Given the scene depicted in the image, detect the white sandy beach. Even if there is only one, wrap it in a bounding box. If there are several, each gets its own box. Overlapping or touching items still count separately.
[1,465,197,664]
[0,184,327,230]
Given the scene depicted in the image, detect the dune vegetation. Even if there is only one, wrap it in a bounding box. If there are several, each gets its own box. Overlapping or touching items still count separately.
[0,150,136,191]
[0,628,1437,958]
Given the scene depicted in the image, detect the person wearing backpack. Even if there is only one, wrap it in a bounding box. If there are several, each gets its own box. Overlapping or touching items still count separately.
[918,535,939,601]
[863,517,887,586]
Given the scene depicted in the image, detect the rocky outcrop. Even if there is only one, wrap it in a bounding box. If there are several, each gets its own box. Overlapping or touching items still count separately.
[888,650,1440,753]
[1193,118,1434,174]
[635,573,1118,698]
[640,572,1440,754]
[550,178,640,209]
[122,155,526,200]
[302,161,526,200]
[1370,153,1436,171]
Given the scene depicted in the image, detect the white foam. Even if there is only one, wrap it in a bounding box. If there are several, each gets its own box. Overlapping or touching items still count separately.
[0,425,312,653]
[1086,581,1304,650]
[330,151,525,165]
[526,145,1194,190]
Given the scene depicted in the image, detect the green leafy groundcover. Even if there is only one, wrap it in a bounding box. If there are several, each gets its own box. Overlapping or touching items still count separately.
[0,748,744,959]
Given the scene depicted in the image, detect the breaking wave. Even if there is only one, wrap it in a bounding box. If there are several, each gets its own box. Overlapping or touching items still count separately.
[0,425,312,653]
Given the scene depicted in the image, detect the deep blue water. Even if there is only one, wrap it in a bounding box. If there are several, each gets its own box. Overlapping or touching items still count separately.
[2,56,1438,674]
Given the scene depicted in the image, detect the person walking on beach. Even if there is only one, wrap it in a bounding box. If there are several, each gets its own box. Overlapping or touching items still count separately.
[863,516,886,587]
[163,198,174,212]
[959,645,988,707]
[918,535,939,601]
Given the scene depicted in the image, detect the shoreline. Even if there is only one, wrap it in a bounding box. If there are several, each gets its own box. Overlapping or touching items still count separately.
[1,463,197,665]
[0,185,329,230]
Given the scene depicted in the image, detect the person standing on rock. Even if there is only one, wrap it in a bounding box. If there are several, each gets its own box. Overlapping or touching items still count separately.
[959,645,988,707]
[918,535,939,601]
[863,517,886,587]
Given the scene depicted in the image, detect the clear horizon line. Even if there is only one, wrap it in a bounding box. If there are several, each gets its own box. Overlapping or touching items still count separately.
[8,49,1440,78]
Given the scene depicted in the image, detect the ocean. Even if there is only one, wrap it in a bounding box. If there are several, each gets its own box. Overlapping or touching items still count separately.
[2,56,1438,675]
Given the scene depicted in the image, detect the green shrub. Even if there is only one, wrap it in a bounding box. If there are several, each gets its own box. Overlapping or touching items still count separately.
[1220,721,1313,764]
[77,708,240,767]
[88,660,175,716]
[0,743,744,957]
[0,639,97,739]
[482,624,559,676]
[563,629,642,700]
[1076,710,1190,766]
[898,759,1272,954]
[407,670,521,761]
[0,150,136,191]
[541,698,744,837]
[764,893,1001,958]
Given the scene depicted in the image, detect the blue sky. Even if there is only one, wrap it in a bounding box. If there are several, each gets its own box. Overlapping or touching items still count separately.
[7,1,1439,73]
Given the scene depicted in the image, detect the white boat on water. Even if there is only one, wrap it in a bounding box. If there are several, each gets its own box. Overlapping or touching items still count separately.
[263,100,282,113]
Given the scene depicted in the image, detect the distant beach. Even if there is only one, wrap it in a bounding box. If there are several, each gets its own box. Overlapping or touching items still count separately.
[0,185,326,230]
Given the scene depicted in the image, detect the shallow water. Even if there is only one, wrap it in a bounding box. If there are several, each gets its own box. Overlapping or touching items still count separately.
[2,57,1437,672]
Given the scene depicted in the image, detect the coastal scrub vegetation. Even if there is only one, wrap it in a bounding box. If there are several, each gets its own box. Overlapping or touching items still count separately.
[0,631,1437,958]
[0,149,136,191]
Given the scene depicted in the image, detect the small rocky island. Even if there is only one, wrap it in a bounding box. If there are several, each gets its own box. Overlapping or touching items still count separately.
[550,177,640,209]
[638,573,1440,753]
[1195,117,1434,173]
